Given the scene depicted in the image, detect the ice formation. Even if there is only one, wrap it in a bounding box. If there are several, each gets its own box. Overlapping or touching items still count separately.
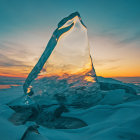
[0,12,140,139]
[23,12,100,108]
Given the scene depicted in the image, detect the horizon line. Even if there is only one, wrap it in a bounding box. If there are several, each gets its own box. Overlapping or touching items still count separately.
[0,74,140,78]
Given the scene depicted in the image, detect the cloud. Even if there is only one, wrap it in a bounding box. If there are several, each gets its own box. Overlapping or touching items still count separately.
[0,40,33,58]
[119,31,140,44]
[106,66,120,70]
[0,40,37,67]
[0,54,28,67]
[94,59,120,66]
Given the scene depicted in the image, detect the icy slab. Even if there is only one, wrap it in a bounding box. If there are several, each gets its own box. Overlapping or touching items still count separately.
[22,12,100,108]
[98,76,137,94]
[9,103,87,129]
[0,105,28,140]
[7,75,139,130]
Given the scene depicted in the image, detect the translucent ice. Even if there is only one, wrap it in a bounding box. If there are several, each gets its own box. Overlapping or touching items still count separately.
[23,12,100,108]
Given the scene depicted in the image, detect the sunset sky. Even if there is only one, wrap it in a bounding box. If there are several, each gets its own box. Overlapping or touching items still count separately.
[0,0,140,78]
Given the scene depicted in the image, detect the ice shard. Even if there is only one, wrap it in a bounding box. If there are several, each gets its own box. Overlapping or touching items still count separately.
[23,12,100,108]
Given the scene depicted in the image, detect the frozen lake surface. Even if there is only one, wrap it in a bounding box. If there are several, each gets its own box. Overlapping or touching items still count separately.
[0,76,140,140]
